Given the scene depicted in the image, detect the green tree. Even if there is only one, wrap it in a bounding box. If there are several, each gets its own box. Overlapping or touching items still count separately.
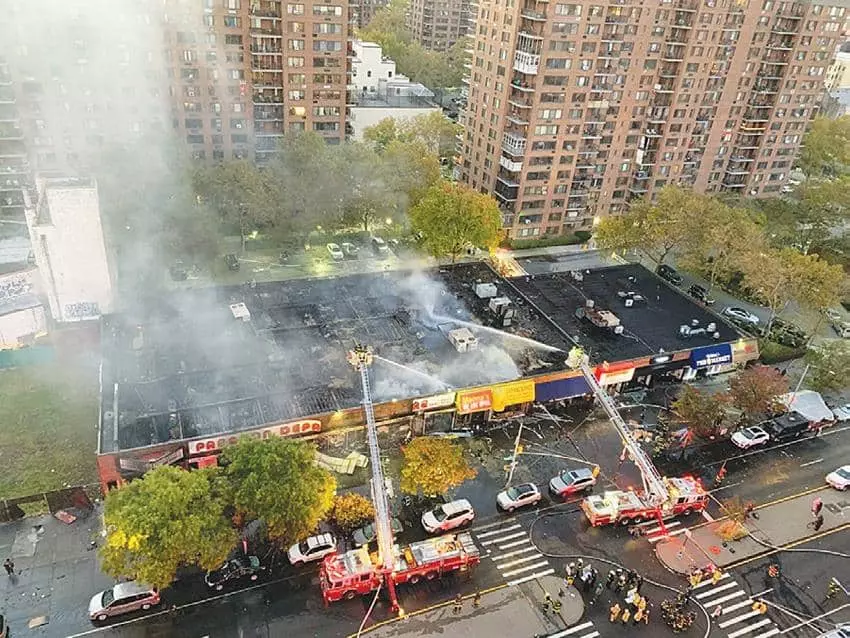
[798,116,850,178]
[100,466,236,589]
[218,437,336,545]
[382,139,441,208]
[363,117,404,152]
[805,341,850,393]
[728,365,788,419]
[670,386,730,439]
[330,493,375,532]
[364,113,461,160]
[336,142,396,231]
[409,181,502,262]
[594,186,710,266]
[400,437,477,496]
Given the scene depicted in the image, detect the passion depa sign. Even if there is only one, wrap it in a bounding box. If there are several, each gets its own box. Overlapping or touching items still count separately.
[189,419,322,455]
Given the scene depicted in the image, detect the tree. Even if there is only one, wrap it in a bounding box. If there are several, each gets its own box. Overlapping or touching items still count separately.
[330,493,375,532]
[363,117,404,152]
[409,181,502,262]
[670,386,730,439]
[805,341,850,393]
[716,497,749,541]
[728,365,788,419]
[382,139,441,208]
[594,186,711,266]
[100,466,236,589]
[218,437,336,545]
[364,113,461,160]
[798,116,850,178]
[399,437,477,496]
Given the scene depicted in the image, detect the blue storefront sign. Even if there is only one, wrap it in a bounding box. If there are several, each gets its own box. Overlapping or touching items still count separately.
[689,343,733,369]
[535,375,591,402]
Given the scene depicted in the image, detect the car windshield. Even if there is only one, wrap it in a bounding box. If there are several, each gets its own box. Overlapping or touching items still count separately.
[744,428,760,438]
[361,524,375,539]
[101,588,116,607]
[432,507,448,522]
[560,471,575,483]
[506,487,520,500]
[837,468,850,480]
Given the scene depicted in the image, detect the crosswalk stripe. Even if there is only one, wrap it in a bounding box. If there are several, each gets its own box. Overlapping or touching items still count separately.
[647,527,689,543]
[641,520,682,534]
[582,633,600,638]
[476,524,522,539]
[703,590,747,608]
[749,628,780,638]
[499,538,533,550]
[720,598,754,614]
[474,518,516,532]
[693,572,731,590]
[548,621,594,637]
[481,531,526,545]
[496,553,545,570]
[507,568,555,586]
[696,581,737,599]
[502,560,550,578]
[727,618,772,638]
[490,545,537,561]
[719,609,764,628]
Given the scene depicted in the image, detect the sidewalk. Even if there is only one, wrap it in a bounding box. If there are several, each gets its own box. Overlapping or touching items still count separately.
[361,577,586,638]
[655,487,849,575]
[0,506,109,636]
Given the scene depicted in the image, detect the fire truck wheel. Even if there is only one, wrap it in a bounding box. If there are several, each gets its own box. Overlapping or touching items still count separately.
[409,574,422,584]
[620,518,631,526]
[632,516,644,524]
[682,508,692,516]
[344,590,357,601]
[425,571,438,581]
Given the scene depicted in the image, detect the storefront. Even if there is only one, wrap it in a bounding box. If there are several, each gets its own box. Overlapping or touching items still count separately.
[491,380,535,418]
[596,360,638,391]
[683,343,735,380]
[732,338,760,366]
[454,387,493,427]
[411,391,457,434]
[631,352,693,387]
[535,373,591,402]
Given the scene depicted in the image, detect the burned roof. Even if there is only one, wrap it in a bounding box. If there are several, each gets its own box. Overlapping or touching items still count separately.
[507,264,741,363]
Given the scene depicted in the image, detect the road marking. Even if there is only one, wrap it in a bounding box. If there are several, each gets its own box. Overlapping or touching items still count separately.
[702,510,715,522]
[481,531,526,545]
[721,598,754,614]
[642,520,681,534]
[709,481,744,494]
[474,518,517,532]
[502,560,551,578]
[476,524,522,539]
[693,573,730,590]
[720,609,764,628]
[724,522,850,569]
[696,581,737,599]
[727,618,772,638]
[703,590,747,608]
[799,458,823,467]
[750,629,780,638]
[499,538,534,550]
[496,553,546,570]
[491,545,538,561]
[647,526,689,543]
[507,568,555,586]
[548,621,594,636]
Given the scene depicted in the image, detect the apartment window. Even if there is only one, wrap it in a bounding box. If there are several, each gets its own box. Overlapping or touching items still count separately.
[287,3,304,13]
[223,16,241,27]
[187,134,204,144]
[224,0,241,8]
[288,73,306,83]
[203,15,215,26]
[225,35,242,46]
[314,122,340,132]
[289,22,305,33]
[546,58,571,69]
[315,23,343,34]
[289,39,305,50]
[549,41,576,52]
[555,3,582,16]
[313,4,343,16]
[313,106,340,116]
[288,57,304,67]
[540,109,562,119]
[288,90,305,100]
[230,118,247,130]
[184,102,202,112]
[313,40,342,52]
[228,69,244,80]
[535,124,559,135]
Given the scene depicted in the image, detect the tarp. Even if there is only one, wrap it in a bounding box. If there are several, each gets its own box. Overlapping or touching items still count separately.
[779,391,834,424]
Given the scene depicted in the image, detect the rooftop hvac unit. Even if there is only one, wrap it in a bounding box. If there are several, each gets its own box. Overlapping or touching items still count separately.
[570,270,584,281]
[488,296,515,327]
[585,298,595,309]
[447,327,478,353]
[475,282,498,299]
[230,302,251,322]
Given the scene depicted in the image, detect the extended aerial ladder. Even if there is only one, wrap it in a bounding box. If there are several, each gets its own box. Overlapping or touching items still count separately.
[346,345,400,612]
[566,347,671,532]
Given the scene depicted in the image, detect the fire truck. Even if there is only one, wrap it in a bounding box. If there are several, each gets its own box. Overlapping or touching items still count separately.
[319,533,480,603]
[581,476,708,527]
[566,348,707,533]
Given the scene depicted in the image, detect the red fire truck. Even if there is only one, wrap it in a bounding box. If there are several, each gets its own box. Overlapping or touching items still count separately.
[581,476,708,527]
[319,532,480,603]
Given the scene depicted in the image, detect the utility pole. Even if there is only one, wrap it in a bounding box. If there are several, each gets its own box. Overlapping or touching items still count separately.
[505,421,524,489]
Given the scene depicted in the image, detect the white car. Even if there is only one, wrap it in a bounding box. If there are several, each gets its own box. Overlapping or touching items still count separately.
[731,426,771,450]
[722,306,760,325]
[288,533,337,565]
[825,465,850,491]
[326,243,344,261]
[421,499,475,533]
[832,404,850,422]
[496,482,542,512]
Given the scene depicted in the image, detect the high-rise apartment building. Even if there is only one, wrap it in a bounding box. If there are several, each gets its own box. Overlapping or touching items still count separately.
[350,0,390,30]
[458,0,848,239]
[408,0,474,50]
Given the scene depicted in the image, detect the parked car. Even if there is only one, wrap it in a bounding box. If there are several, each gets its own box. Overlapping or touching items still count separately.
[204,555,263,590]
[816,624,850,638]
[352,518,404,547]
[833,321,850,339]
[169,260,188,281]
[832,404,850,422]
[722,306,760,325]
[687,284,715,305]
[371,236,390,258]
[549,468,596,498]
[341,242,359,258]
[288,533,337,565]
[224,253,240,271]
[825,308,842,323]
[825,465,850,491]
[731,425,771,450]
[89,582,160,622]
[421,499,475,533]
[326,243,344,261]
[656,264,683,286]
[496,482,542,512]
[0,613,6,638]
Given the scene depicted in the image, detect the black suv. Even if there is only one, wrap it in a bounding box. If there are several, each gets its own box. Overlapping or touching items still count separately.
[687,284,715,305]
[656,264,683,286]
[224,253,240,271]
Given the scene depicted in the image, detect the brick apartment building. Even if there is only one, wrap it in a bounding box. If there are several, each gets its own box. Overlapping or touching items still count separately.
[408,0,475,51]
[350,0,390,30]
[0,0,352,231]
[457,0,849,239]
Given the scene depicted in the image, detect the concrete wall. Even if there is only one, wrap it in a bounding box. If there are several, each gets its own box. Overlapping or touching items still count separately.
[350,105,440,139]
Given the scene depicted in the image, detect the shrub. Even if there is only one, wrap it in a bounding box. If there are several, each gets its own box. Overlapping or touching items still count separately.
[508,234,589,250]
[758,339,806,364]
[331,493,375,532]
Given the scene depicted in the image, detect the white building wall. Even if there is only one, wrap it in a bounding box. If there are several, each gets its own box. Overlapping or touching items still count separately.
[25,178,113,323]
[350,106,442,140]
[0,306,47,349]
[352,41,402,93]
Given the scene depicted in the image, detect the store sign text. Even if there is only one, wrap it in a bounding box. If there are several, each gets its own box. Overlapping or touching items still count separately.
[456,389,493,414]
[411,392,456,412]
[190,420,322,455]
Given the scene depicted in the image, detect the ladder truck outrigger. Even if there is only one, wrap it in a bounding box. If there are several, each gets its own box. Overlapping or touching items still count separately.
[318,346,480,611]
[566,348,708,532]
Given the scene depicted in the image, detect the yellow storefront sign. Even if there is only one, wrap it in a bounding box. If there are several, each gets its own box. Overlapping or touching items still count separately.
[491,380,536,412]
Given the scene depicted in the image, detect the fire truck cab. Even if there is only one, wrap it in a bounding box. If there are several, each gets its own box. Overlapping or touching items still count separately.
[581,476,707,527]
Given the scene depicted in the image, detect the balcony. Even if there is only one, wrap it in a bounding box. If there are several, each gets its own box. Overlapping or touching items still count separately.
[763,51,789,64]
[495,180,519,202]
[250,28,283,37]
[513,51,540,75]
[673,1,698,12]
[662,49,684,62]
[659,64,679,78]
[0,125,23,140]
[502,132,527,155]
[506,110,529,125]
[250,44,282,54]
[518,27,545,40]
[253,93,284,104]
[250,8,282,18]
[628,184,649,195]
[740,123,766,133]
[721,179,747,189]
[666,30,689,44]
[766,38,794,50]
[520,6,547,21]
[644,128,663,138]
[252,64,283,72]
[510,77,535,92]
[647,107,669,123]
[654,79,675,93]
[743,111,770,122]
[508,95,533,109]
[776,4,806,19]
[500,155,523,172]
[772,20,799,35]
[582,127,603,139]
[725,165,749,175]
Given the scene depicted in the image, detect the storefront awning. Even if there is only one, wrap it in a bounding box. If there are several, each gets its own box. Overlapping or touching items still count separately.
[689,343,733,369]
[535,375,591,402]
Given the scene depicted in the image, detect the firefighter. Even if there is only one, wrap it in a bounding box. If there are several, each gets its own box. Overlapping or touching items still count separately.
[827,580,841,599]
[473,591,482,608]
[552,598,562,613]
[712,569,724,586]
[634,607,644,625]
[542,593,553,614]
[751,600,768,614]
[767,563,780,579]
[453,593,463,614]
[610,603,622,622]
[714,464,728,486]
[606,570,617,589]
[621,607,631,624]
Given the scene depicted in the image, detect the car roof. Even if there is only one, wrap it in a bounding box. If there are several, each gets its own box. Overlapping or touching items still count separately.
[113,582,155,598]
[567,468,594,479]
[306,533,335,547]
[442,498,472,514]
[515,482,537,493]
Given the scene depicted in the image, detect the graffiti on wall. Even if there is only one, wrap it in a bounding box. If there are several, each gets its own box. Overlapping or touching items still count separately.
[0,274,33,301]
[64,302,100,320]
